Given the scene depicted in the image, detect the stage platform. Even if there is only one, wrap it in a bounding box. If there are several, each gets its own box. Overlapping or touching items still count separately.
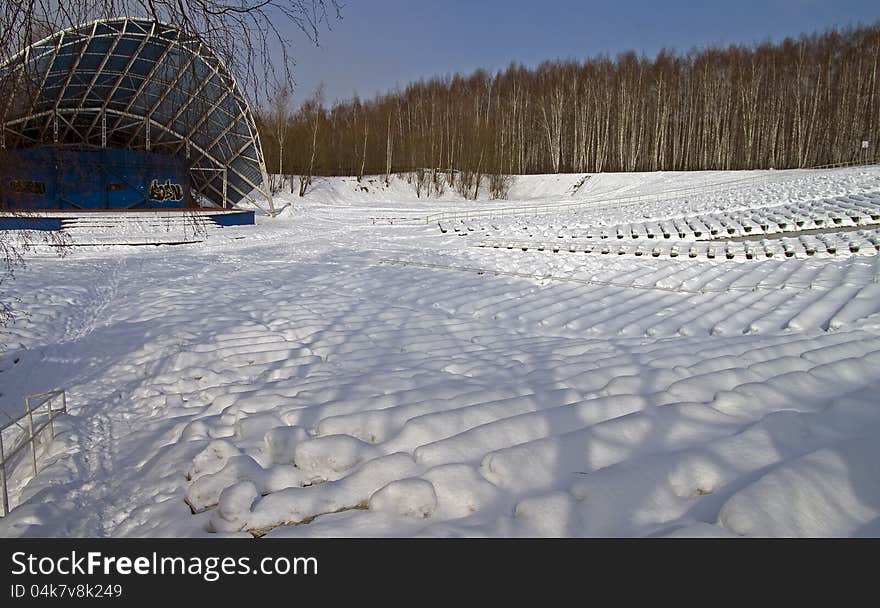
[0,208,254,230]
[0,208,255,245]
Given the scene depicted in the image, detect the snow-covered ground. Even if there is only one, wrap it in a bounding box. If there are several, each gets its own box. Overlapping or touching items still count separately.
[1,167,880,537]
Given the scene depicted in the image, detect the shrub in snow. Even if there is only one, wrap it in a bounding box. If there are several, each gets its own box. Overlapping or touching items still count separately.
[186,439,241,482]
[234,412,285,442]
[186,454,266,512]
[186,452,307,514]
[264,425,309,465]
[239,453,422,532]
[368,478,437,519]
[210,481,260,533]
[293,434,382,480]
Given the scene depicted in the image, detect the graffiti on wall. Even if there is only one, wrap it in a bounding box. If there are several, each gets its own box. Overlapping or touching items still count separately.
[8,180,47,195]
[148,178,184,201]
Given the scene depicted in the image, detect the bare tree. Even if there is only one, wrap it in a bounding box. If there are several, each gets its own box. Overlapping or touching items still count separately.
[265,85,293,192]
[298,85,325,197]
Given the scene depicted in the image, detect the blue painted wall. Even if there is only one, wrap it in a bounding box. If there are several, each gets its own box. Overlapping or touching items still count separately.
[0,146,190,210]
[0,216,63,230]
[210,210,255,226]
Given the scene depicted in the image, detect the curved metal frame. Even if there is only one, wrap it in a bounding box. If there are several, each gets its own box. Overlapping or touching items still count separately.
[0,18,274,214]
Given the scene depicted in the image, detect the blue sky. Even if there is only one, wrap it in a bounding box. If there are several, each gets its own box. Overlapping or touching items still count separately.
[285,0,880,106]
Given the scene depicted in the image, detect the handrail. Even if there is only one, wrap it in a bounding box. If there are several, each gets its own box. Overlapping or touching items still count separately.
[0,389,67,516]
[425,158,880,224]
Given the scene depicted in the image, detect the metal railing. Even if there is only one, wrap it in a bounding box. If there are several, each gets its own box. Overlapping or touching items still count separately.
[0,390,67,516]
[426,157,880,224]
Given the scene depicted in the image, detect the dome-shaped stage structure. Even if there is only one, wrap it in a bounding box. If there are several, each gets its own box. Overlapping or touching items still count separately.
[0,17,274,216]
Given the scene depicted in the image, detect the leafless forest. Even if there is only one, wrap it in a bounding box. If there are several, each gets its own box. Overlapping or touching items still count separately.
[261,24,880,196]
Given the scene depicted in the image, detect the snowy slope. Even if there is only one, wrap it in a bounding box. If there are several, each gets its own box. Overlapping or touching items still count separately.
[1,167,880,538]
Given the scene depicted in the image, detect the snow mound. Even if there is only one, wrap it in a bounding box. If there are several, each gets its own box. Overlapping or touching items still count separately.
[718,434,880,537]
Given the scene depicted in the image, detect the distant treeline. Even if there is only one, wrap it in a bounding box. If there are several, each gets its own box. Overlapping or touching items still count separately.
[257,23,880,195]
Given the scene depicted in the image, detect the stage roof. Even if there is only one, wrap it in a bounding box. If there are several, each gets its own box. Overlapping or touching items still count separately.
[0,18,273,212]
